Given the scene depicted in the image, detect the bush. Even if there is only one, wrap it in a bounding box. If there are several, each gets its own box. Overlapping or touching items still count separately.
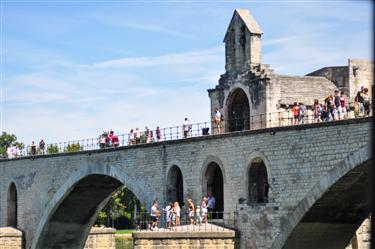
[64,143,82,153]
[47,144,59,154]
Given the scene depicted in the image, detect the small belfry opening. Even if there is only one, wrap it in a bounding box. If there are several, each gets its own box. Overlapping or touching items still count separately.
[227,88,250,132]
[7,182,18,227]
[248,158,269,204]
[167,165,184,206]
[203,162,224,213]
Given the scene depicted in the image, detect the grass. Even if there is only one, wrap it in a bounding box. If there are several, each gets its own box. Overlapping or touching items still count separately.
[116,229,134,234]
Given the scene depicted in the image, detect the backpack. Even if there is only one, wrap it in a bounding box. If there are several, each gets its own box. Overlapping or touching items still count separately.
[220,114,224,121]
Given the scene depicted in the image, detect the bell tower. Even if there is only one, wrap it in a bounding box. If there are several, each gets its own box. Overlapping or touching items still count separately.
[223,9,263,75]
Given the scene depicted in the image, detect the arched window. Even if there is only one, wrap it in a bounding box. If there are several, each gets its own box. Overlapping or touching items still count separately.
[203,162,224,214]
[167,166,184,206]
[227,88,250,132]
[7,182,18,227]
[248,158,269,204]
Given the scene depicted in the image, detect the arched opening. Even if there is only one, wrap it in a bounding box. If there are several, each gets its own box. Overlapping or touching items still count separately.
[248,158,269,204]
[227,88,250,132]
[283,160,370,249]
[203,162,224,214]
[7,182,17,227]
[167,165,184,206]
[35,174,123,249]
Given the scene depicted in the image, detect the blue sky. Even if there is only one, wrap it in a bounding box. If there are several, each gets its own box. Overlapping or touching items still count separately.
[1,1,373,145]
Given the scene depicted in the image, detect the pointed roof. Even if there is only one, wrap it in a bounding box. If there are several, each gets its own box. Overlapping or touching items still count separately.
[224,9,263,41]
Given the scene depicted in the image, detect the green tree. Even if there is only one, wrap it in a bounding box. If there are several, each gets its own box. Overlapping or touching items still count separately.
[47,144,59,154]
[96,187,144,228]
[0,132,24,158]
[64,143,82,153]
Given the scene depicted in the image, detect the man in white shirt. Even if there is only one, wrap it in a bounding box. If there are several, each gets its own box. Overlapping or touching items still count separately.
[150,200,160,230]
[213,108,222,134]
[182,118,191,138]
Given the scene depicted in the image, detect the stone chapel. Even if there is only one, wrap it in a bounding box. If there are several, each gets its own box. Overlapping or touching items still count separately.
[208,9,373,133]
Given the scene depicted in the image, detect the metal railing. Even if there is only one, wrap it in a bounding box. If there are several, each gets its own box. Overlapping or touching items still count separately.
[3,107,371,160]
[133,211,236,232]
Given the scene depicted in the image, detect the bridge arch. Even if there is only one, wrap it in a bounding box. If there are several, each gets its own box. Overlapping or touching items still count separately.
[7,182,18,227]
[224,86,251,132]
[274,144,371,249]
[32,164,151,249]
[166,165,184,207]
[246,152,271,204]
[201,156,227,213]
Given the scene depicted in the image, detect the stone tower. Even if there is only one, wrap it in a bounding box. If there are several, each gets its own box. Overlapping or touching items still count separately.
[224,9,263,75]
[208,9,271,134]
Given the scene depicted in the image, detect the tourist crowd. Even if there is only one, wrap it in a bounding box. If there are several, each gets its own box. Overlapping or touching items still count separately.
[6,86,371,159]
[148,195,216,230]
[291,86,371,125]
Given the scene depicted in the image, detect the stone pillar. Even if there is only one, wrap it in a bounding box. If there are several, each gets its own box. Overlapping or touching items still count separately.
[84,227,116,249]
[0,227,23,249]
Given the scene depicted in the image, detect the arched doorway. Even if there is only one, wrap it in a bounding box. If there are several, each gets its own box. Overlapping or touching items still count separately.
[227,88,250,132]
[7,182,18,227]
[167,165,184,206]
[248,158,269,204]
[203,162,224,214]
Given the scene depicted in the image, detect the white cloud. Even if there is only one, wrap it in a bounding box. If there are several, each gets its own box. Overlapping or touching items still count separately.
[3,46,223,144]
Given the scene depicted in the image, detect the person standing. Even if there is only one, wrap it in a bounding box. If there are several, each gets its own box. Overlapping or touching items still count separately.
[313,99,322,123]
[298,103,306,124]
[339,91,347,119]
[39,139,45,155]
[292,102,300,125]
[333,90,341,120]
[182,118,191,139]
[354,96,360,118]
[163,202,173,228]
[207,195,215,212]
[363,87,371,116]
[173,201,181,226]
[31,141,36,156]
[356,86,364,116]
[156,126,161,142]
[213,108,222,134]
[187,198,195,225]
[201,197,208,224]
[150,200,160,230]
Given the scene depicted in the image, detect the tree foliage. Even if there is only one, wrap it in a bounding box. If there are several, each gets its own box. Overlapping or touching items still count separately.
[47,144,59,154]
[96,187,144,228]
[0,132,24,158]
[64,143,82,153]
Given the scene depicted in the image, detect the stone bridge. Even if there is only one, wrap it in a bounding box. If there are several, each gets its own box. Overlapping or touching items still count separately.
[0,117,371,249]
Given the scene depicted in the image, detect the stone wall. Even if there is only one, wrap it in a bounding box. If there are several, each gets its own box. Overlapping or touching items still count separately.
[0,227,23,249]
[132,228,237,249]
[306,66,349,94]
[0,227,115,249]
[348,59,373,101]
[84,227,116,249]
[0,118,371,249]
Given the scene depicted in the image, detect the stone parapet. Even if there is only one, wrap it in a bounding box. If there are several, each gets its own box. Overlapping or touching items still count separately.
[0,227,23,249]
[133,224,238,249]
[84,227,116,249]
